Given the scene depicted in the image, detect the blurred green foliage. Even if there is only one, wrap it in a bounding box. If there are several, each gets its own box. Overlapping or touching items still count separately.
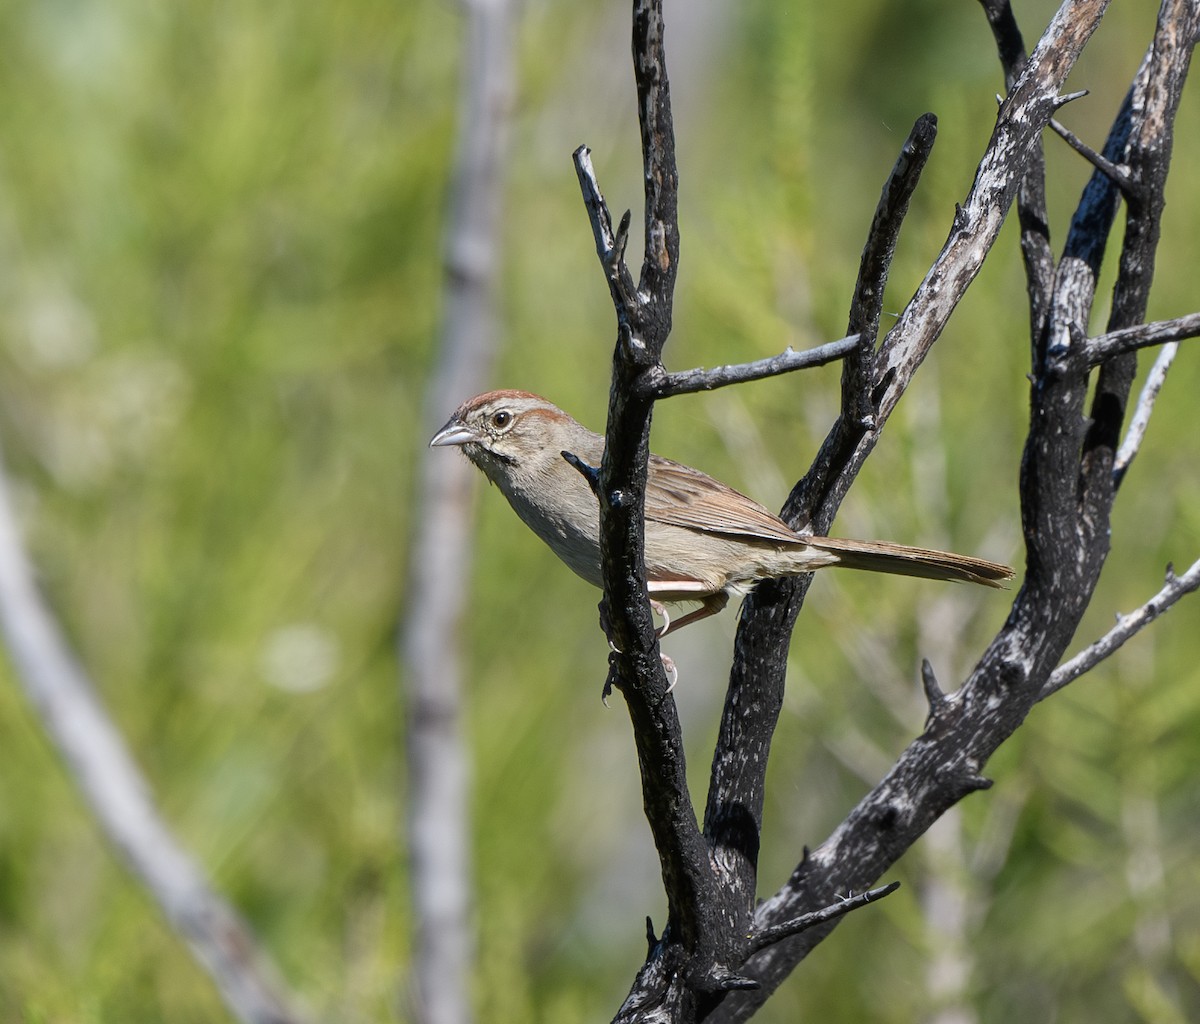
[0,0,1197,1021]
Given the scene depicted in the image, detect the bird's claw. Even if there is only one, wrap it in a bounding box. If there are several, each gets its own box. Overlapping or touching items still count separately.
[606,642,679,693]
[661,653,677,692]
[650,599,671,638]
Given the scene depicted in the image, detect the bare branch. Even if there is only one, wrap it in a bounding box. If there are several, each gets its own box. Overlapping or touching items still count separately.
[748,882,901,955]
[0,453,310,1024]
[1039,558,1200,700]
[573,147,639,319]
[1049,116,1137,192]
[582,1,1200,1020]
[842,113,939,428]
[1085,311,1200,364]
[645,335,860,398]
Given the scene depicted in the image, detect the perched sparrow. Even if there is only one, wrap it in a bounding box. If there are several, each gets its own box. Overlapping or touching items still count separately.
[431,390,1013,636]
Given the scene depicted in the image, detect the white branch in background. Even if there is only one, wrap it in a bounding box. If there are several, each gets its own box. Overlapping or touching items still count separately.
[1114,341,1177,484]
[401,0,517,1023]
[0,450,310,1024]
[1039,557,1200,701]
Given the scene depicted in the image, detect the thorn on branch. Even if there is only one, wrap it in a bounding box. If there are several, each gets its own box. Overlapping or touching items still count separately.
[786,847,812,888]
[921,658,949,726]
[615,209,632,268]
[1052,88,1090,110]
[645,916,658,953]
[962,774,994,794]
[561,450,601,497]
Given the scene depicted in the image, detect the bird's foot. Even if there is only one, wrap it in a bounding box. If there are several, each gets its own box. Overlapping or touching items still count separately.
[650,599,671,638]
[661,653,678,692]
[606,641,678,693]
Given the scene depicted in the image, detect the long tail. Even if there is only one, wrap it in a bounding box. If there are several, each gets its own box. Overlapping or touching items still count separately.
[805,536,1014,588]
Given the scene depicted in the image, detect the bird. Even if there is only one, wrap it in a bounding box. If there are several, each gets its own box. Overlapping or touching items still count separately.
[430,390,1013,637]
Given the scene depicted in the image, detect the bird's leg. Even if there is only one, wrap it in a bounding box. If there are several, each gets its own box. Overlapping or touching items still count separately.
[606,598,673,642]
[658,592,730,638]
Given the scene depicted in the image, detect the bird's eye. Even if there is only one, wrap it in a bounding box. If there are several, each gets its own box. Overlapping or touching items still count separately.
[491,410,512,430]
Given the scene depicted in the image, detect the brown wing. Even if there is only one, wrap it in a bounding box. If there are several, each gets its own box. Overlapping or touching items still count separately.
[644,455,803,545]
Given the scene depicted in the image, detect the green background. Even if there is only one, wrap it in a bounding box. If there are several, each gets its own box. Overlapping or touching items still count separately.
[0,0,1197,1021]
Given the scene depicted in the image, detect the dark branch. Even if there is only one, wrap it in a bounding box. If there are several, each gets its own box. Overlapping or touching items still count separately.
[709,3,1117,1019]
[1049,117,1137,192]
[580,1,1200,1021]
[574,147,640,325]
[1039,557,1200,700]
[577,1,727,999]
[692,118,943,1022]
[644,335,860,399]
[842,113,939,429]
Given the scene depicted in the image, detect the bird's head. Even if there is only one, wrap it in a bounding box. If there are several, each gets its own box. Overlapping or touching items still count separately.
[430,390,595,486]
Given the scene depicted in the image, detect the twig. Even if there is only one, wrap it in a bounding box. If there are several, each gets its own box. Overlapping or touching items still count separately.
[748,883,901,954]
[1053,88,1091,108]
[645,335,860,398]
[1085,311,1200,364]
[573,147,639,322]
[1113,342,1177,487]
[1049,117,1137,193]
[0,452,309,1024]
[1039,558,1200,700]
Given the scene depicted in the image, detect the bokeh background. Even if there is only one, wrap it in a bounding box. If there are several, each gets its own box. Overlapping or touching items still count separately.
[1,0,1198,1021]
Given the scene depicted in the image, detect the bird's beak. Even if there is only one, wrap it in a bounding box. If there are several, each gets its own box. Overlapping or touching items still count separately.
[429,417,480,448]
